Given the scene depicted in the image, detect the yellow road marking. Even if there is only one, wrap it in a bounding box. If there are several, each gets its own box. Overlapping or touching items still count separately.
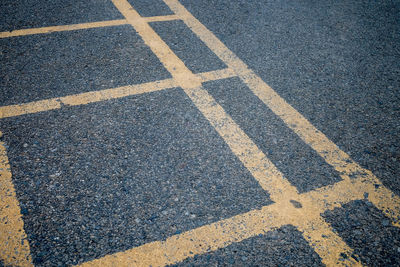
[0,15,180,38]
[164,0,399,260]
[183,85,299,201]
[1,0,398,265]
[81,174,381,267]
[144,14,180,23]
[197,68,236,82]
[0,68,233,119]
[78,0,360,266]
[0,132,33,266]
[0,20,128,38]
[163,0,400,226]
[78,166,397,266]
[80,204,284,267]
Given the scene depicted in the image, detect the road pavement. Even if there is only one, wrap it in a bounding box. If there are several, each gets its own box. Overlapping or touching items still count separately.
[1,0,399,266]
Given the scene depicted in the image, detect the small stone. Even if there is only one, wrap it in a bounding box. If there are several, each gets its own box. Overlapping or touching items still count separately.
[184,211,189,216]
[135,218,141,224]
[174,197,179,202]
[190,214,196,219]
[23,143,28,148]
[290,199,302,208]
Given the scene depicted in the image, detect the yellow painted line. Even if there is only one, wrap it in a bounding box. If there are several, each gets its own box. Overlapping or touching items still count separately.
[78,176,384,267]
[0,15,180,38]
[80,204,284,267]
[0,19,128,38]
[163,0,400,226]
[78,1,359,266]
[144,14,180,23]
[0,132,33,266]
[112,0,202,89]
[79,185,366,267]
[197,68,236,82]
[298,216,358,266]
[111,0,298,202]
[0,68,235,119]
[182,85,299,201]
[0,98,62,119]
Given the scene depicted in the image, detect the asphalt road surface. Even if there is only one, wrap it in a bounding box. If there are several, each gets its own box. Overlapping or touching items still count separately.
[1,0,399,266]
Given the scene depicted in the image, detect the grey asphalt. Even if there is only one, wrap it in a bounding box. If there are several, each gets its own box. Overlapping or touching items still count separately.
[1,0,399,266]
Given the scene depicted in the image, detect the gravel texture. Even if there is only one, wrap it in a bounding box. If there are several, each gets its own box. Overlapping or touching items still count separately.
[1,88,271,266]
[172,225,323,267]
[323,199,400,266]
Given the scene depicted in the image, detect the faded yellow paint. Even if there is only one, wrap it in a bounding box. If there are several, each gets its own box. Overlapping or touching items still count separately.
[0,132,33,266]
[197,68,236,82]
[144,14,180,23]
[1,0,398,266]
[76,1,361,266]
[0,98,62,119]
[0,20,128,38]
[0,15,181,38]
[79,184,367,267]
[80,204,284,267]
[110,0,298,202]
[0,68,233,119]
[165,0,400,235]
[183,86,299,202]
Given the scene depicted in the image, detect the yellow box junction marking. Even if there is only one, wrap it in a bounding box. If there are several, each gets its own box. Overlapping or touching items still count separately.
[0,0,398,266]
[79,0,364,266]
[0,132,33,266]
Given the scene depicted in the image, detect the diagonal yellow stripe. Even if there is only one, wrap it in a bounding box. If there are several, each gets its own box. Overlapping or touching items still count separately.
[0,133,33,266]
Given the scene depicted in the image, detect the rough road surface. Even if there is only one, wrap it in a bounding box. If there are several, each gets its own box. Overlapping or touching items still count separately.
[1,0,399,266]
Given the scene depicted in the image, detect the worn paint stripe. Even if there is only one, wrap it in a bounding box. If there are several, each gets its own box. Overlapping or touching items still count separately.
[298,216,360,266]
[163,0,400,227]
[79,1,359,266]
[144,14,180,23]
[197,68,236,82]
[0,132,33,266]
[0,15,180,38]
[183,86,299,201]
[79,184,366,267]
[0,68,234,119]
[77,176,384,267]
[111,0,297,202]
[0,20,128,38]
[79,204,284,267]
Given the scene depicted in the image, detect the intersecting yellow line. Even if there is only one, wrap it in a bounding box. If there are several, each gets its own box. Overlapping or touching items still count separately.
[76,0,366,266]
[0,68,236,119]
[0,133,33,266]
[163,0,400,225]
[0,15,179,38]
[80,174,397,267]
[79,0,399,266]
[0,20,128,38]
[1,0,399,266]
